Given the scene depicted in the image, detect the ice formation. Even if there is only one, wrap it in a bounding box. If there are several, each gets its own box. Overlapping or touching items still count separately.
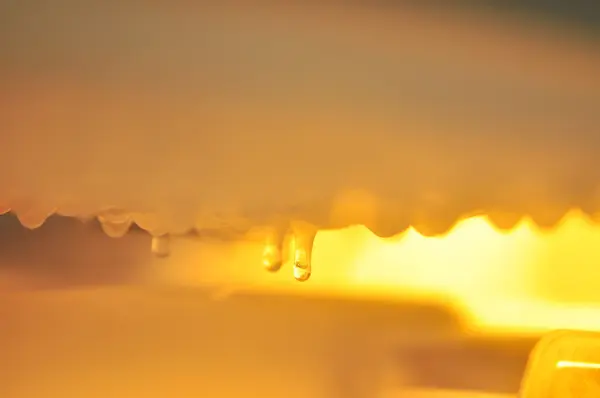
[0,2,598,280]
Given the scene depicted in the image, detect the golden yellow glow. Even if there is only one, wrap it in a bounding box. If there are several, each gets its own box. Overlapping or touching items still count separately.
[158,210,600,335]
[322,210,600,334]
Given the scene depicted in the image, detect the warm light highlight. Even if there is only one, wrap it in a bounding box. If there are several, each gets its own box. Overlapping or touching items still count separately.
[327,210,600,334]
[163,210,600,335]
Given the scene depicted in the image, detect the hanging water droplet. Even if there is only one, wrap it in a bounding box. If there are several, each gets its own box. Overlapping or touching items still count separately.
[291,226,317,282]
[99,218,132,238]
[262,242,283,272]
[16,207,52,229]
[97,210,133,238]
[293,247,311,282]
[151,234,171,258]
[261,226,287,272]
[530,205,567,230]
[486,211,522,231]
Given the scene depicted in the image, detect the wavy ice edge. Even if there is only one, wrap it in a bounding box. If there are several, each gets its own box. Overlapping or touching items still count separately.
[1,3,599,238]
[1,201,600,239]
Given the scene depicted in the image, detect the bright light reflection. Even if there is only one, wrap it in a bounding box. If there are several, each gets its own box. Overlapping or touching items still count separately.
[332,210,600,334]
[166,209,600,335]
[557,361,600,370]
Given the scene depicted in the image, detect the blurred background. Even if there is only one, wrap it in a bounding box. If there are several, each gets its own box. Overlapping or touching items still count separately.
[1,1,600,397]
